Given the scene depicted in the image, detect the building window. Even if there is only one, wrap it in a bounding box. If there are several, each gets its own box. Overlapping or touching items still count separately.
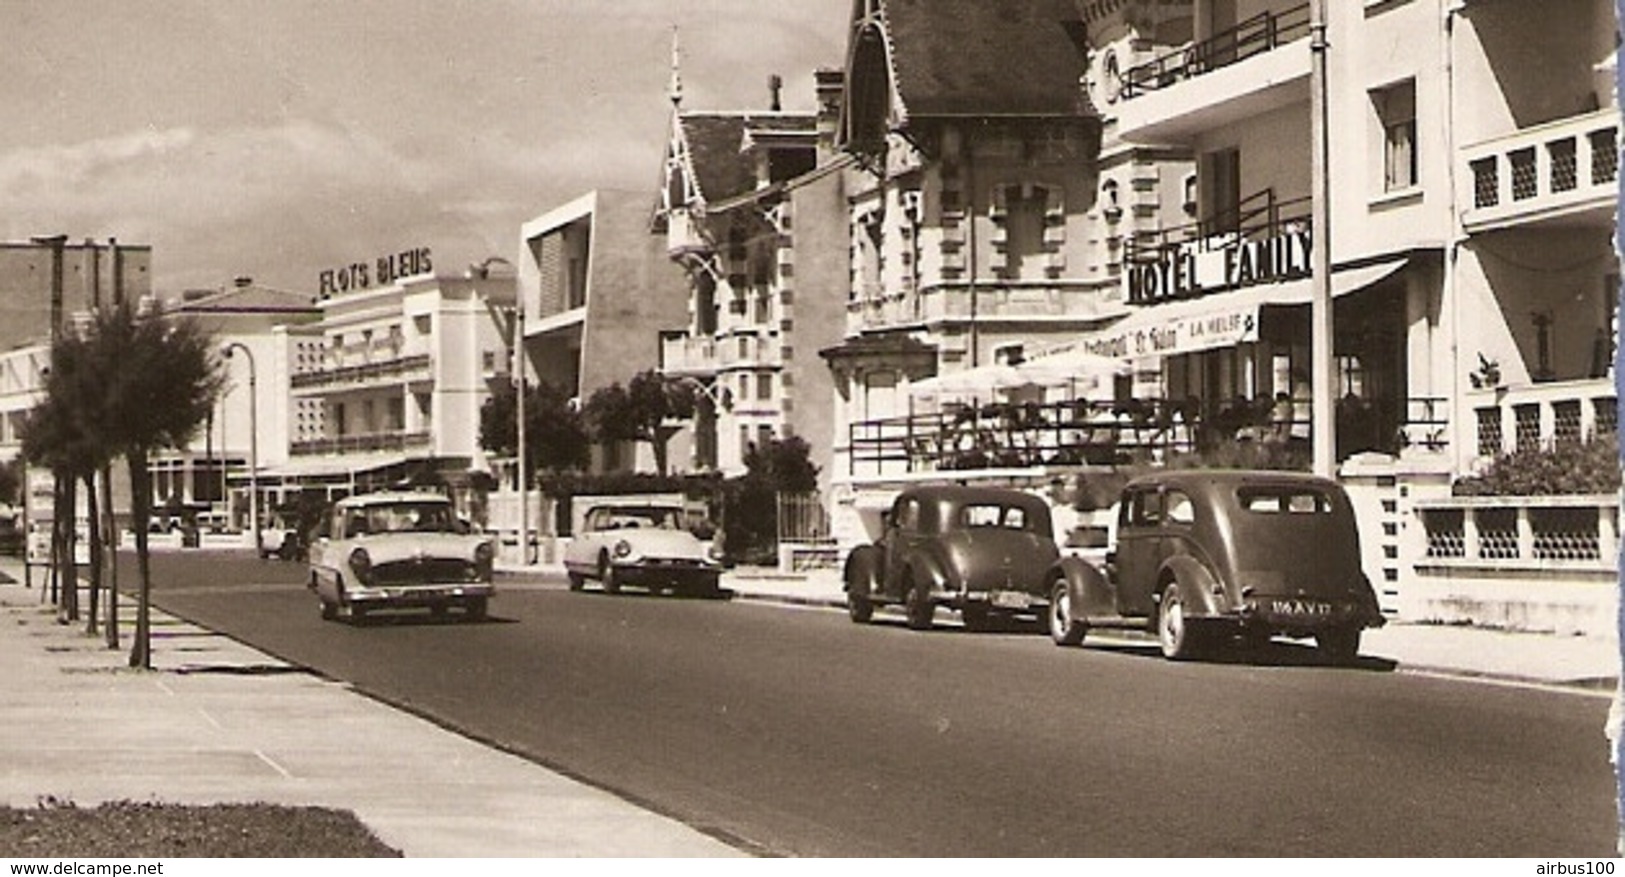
[757,373,773,400]
[1001,187,1047,277]
[1373,80,1417,192]
[757,424,774,447]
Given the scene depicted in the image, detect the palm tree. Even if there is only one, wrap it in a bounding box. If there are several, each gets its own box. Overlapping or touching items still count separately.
[69,301,222,669]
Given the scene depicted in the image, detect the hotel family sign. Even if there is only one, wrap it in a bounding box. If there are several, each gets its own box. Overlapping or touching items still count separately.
[1082,227,1313,359]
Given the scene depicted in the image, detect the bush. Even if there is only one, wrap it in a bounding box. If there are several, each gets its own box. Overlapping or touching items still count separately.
[1453,434,1620,496]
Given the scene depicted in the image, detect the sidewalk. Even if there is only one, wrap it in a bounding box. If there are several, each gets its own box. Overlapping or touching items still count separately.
[0,560,740,858]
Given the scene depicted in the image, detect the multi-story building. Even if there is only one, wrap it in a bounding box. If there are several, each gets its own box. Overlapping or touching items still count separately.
[270,265,516,514]
[821,0,1111,494]
[518,189,690,473]
[653,68,850,486]
[0,239,152,352]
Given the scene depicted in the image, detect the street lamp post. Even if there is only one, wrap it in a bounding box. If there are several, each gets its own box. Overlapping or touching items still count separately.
[221,343,260,557]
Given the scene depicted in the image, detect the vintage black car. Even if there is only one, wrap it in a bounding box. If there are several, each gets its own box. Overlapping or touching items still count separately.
[843,485,1060,630]
[1046,470,1385,661]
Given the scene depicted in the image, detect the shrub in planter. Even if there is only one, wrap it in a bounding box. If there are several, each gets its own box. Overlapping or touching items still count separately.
[1453,434,1620,496]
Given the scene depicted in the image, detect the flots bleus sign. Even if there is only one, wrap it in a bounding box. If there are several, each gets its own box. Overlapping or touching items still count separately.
[318,247,433,298]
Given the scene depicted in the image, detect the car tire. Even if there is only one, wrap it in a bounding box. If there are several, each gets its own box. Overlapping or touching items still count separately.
[1157,582,1198,661]
[1316,627,1361,664]
[961,604,990,632]
[466,597,488,621]
[319,600,337,622]
[599,554,621,595]
[567,572,585,592]
[348,604,367,625]
[905,578,934,631]
[1048,581,1087,647]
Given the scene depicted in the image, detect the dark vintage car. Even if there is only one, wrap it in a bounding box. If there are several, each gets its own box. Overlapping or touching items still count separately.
[843,485,1060,630]
[1046,470,1385,661]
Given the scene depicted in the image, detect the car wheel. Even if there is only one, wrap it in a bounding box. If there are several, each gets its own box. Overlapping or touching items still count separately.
[567,572,585,592]
[1048,581,1087,647]
[348,604,367,625]
[1157,582,1198,660]
[961,604,990,632]
[319,600,337,622]
[1316,627,1361,664]
[599,553,621,595]
[905,578,934,631]
[466,597,488,621]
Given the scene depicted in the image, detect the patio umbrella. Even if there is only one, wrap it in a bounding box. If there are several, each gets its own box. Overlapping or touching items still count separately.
[908,363,1027,398]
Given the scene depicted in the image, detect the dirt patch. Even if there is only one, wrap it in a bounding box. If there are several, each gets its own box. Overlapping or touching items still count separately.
[0,800,401,857]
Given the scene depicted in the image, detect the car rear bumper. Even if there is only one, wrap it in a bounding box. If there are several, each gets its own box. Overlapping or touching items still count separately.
[1233,597,1385,634]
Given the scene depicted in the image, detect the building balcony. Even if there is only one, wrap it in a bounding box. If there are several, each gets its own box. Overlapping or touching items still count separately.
[719,333,783,369]
[291,430,432,457]
[1460,108,1619,233]
[660,333,719,377]
[664,209,710,258]
[290,353,431,392]
[845,281,1120,336]
[1114,3,1311,143]
[1468,378,1617,460]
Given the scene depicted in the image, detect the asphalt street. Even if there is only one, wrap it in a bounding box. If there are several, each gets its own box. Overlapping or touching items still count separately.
[127,550,1619,857]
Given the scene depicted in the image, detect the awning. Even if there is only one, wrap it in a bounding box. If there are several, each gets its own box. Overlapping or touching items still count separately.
[253,454,410,482]
[1077,258,1408,359]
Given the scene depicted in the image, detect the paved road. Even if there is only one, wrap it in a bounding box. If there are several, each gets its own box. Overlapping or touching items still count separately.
[130,551,1618,857]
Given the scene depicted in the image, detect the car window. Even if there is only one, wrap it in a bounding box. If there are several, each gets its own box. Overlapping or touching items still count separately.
[1165,491,1195,525]
[959,503,1034,532]
[895,497,921,532]
[1237,487,1332,514]
[1125,489,1161,527]
[590,507,684,531]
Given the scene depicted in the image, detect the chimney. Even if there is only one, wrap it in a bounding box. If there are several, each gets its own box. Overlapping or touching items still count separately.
[768,74,783,111]
[814,68,845,159]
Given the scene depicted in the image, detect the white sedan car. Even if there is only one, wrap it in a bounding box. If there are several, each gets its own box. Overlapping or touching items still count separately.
[308,491,495,622]
[563,503,722,597]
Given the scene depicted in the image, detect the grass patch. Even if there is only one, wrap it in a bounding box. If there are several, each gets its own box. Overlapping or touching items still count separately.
[0,800,401,857]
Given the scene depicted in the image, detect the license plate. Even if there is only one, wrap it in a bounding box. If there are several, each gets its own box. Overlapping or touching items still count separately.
[990,591,1031,610]
[1269,598,1333,618]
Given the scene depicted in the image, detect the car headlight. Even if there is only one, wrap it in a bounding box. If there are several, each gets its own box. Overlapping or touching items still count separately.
[348,548,373,586]
[613,539,632,559]
[473,542,494,579]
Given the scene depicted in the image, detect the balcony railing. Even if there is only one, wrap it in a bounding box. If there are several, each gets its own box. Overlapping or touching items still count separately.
[1120,3,1311,100]
[845,281,1118,335]
[292,354,431,390]
[291,431,431,457]
[1123,188,1311,268]
[1418,495,1618,570]
[660,334,718,376]
[1469,379,1616,458]
[1461,108,1619,231]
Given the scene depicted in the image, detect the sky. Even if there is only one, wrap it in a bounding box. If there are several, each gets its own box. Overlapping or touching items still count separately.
[0,0,848,295]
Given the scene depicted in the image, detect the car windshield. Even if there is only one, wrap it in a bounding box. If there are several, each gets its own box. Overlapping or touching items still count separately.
[588,507,684,531]
[351,502,457,535]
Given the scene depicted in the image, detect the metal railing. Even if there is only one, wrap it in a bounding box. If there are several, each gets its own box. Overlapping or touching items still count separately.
[1122,189,1311,269]
[291,431,431,456]
[1120,3,1311,100]
[291,354,431,389]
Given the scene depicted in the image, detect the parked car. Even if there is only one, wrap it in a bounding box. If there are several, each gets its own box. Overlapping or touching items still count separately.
[1046,469,1385,661]
[843,485,1060,630]
[563,501,723,597]
[308,491,494,622]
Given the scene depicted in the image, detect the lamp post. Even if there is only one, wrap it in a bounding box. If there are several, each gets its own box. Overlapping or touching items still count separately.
[221,342,260,557]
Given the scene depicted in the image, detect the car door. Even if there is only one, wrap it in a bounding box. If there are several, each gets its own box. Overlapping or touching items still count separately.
[1113,486,1163,617]
[881,494,924,600]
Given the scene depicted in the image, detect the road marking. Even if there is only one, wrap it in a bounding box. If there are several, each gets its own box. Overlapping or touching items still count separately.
[1399,667,1616,700]
[254,749,293,778]
[197,707,223,730]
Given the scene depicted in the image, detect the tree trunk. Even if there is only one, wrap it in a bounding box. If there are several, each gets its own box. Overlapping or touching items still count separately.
[82,471,100,637]
[60,475,78,623]
[103,462,119,650]
[127,452,153,670]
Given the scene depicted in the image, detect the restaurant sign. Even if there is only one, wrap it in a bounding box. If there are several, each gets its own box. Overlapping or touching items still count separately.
[318,246,434,298]
[1078,301,1261,360]
[1125,228,1311,305]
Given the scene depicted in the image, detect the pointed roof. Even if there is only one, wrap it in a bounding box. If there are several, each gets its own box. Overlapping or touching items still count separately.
[674,112,816,207]
[859,0,1093,119]
[169,283,320,315]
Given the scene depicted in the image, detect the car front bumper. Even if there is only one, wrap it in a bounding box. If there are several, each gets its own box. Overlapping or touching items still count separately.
[610,562,721,588]
[346,582,495,608]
